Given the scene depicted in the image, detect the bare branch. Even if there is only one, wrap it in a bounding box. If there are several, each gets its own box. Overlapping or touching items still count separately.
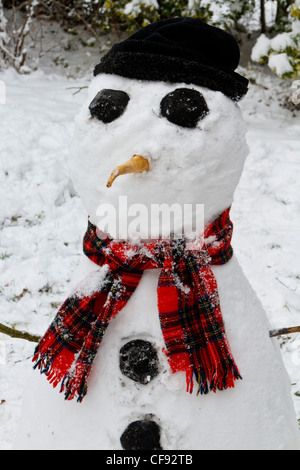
[270,326,300,337]
[0,322,41,343]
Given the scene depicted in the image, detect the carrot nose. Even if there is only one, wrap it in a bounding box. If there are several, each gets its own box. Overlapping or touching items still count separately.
[106,154,150,188]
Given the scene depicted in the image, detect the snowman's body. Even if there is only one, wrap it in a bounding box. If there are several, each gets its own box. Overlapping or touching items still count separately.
[15,255,300,450]
[14,72,300,450]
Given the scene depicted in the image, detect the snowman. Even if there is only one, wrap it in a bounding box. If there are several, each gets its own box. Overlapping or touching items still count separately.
[14,18,300,450]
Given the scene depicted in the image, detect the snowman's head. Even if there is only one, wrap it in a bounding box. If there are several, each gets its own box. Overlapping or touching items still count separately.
[69,18,249,241]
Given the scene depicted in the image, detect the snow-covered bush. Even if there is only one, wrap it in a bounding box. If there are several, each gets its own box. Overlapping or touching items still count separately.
[199,0,255,30]
[99,0,213,34]
[98,0,255,35]
[99,0,160,33]
[251,1,300,78]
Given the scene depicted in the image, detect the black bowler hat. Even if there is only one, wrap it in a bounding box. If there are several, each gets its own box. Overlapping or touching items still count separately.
[93,17,248,101]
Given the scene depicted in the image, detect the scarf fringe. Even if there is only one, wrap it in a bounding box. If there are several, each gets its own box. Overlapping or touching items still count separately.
[60,362,89,402]
[187,359,242,395]
[33,345,89,402]
[33,354,67,391]
[33,357,88,403]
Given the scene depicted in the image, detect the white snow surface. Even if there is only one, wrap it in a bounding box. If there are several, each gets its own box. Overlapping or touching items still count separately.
[268,52,294,76]
[0,65,299,449]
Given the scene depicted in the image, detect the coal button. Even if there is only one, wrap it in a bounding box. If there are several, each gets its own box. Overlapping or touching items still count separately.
[120,419,162,450]
[119,339,159,384]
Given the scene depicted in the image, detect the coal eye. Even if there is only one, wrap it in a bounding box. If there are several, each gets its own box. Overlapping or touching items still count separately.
[160,88,209,128]
[89,89,130,123]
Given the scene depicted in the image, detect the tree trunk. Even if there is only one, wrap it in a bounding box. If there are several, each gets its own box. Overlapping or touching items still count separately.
[260,0,267,33]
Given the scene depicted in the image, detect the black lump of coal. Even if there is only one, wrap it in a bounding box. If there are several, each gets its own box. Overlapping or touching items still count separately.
[160,87,209,128]
[120,419,162,450]
[89,88,129,123]
[119,339,159,385]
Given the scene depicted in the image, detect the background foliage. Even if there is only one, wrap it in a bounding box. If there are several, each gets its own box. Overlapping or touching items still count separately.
[0,1,299,77]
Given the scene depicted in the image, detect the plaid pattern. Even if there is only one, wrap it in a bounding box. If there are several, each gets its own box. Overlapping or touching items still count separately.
[33,208,241,402]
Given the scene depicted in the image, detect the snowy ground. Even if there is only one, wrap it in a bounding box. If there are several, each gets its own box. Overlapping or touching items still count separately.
[0,63,299,450]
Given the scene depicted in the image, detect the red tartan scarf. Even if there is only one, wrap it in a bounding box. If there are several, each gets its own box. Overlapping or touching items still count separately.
[33,208,241,402]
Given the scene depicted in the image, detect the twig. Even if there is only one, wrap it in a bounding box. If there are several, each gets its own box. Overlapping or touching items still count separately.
[66,85,88,95]
[0,322,41,343]
[270,326,300,337]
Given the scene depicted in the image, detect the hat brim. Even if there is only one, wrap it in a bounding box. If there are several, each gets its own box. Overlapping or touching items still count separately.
[94,48,248,101]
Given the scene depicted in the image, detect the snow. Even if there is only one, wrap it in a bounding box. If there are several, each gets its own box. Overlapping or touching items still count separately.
[252,32,296,60]
[0,64,299,449]
[252,31,298,76]
[268,52,294,76]
[271,32,296,52]
[292,18,300,34]
[123,0,159,16]
[251,34,271,62]
[73,265,109,299]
